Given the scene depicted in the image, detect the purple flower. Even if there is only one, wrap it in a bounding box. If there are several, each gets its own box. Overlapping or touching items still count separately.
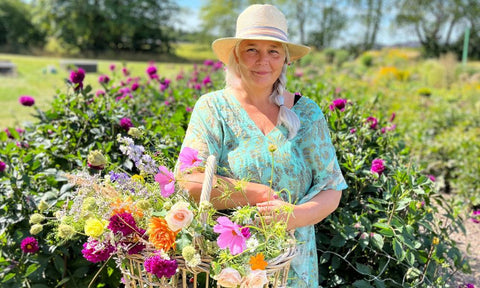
[390,112,396,122]
[213,61,223,71]
[146,65,157,76]
[194,83,202,91]
[471,210,480,224]
[370,158,385,175]
[366,116,378,129]
[428,175,436,182]
[131,82,139,91]
[204,59,214,66]
[122,67,129,76]
[0,161,6,172]
[350,128,356,134]
[19,95,35,106]
[186,107,193,113]
[98,75,110,84]
[81,238,115,263]
[119,117,133,131]
[202,75,212,86]
[144,254,177,278]
[329,98,347,111]
[21,237,39,254]
[109,64,116,71]
[241,227,251,239]
[95,90,105,97]
[122,228,147,255]
[70,68,85,84]
[108,212,139,236]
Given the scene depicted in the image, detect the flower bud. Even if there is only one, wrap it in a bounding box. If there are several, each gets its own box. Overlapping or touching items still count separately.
[29,213,45,224]
[87,150,107,168]
[30,224,43,235]
[58,224,76,239]
[38,200,49,212]
[128,127,143,139]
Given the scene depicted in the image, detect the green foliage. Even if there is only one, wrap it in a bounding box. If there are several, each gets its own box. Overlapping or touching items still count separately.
[0,62,222,287]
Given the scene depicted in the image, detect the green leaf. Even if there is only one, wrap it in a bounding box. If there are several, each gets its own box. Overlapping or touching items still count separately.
[355,262,372,275]
[393,238,405,261]
[1,273,15,282]
[25,263,40,277]
[371,233,384,249]
[353,279,373,288]
[55,277,71,287]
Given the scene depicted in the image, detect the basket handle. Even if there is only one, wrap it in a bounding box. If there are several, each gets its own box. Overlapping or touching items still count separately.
[199,155,216,225]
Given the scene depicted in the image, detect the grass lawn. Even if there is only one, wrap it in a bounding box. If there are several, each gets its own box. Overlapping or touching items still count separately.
[0,53,203,128]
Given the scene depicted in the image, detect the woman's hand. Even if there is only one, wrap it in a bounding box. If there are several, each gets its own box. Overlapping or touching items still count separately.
[256,199,295,230]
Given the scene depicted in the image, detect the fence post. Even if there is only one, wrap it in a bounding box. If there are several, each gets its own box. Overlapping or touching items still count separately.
[462,27,470,66]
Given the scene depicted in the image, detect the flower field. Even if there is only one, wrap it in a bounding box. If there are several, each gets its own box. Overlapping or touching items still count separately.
[0,49,479,287]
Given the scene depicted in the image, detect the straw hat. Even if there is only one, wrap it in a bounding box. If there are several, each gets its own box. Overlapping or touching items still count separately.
[212,4,311,64]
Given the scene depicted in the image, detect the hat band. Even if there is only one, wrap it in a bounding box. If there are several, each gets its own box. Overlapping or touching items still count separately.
[236,26,288,42]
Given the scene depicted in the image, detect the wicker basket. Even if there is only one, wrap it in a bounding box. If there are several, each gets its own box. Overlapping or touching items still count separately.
[121,155,218,288]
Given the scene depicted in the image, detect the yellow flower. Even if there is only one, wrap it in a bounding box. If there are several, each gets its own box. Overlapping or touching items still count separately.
[58,224,76,239]
[432,237,440,245]
[30,224,43,235]
[131,174,145,183]
[268,144,277,153]
[87,150,107,167]
[128,127,143,138]
[84,218,106,237]
[29,213,45,224]
[38,200,49,212]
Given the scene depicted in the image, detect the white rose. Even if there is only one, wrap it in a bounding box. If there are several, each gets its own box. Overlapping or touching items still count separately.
[215,267,242,287]
[165,201,193,231]
[241,270,268,288]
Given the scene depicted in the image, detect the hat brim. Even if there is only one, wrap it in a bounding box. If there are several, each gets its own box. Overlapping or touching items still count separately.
[212,37,311,64]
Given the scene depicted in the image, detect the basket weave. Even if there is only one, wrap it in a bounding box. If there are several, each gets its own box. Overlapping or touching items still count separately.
[121,155,298,288]
[121,155,218,288]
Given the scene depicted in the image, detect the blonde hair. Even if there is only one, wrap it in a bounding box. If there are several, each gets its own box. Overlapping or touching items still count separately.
[225,41,300,139]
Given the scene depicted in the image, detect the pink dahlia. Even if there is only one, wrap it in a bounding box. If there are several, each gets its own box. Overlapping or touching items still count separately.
[70,68,85,84]
[370,158,385,175]
[21,237,39,254]
[144,254,177,278]
[108,212,139,236]
[81,238,115,263]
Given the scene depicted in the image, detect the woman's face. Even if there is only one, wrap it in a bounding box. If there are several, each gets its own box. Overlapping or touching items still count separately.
[236,40,286,90]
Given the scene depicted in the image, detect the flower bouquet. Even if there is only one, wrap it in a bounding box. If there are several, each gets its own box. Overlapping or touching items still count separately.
[33,132,297,288]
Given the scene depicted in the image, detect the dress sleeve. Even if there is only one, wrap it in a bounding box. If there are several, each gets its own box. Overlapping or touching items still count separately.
[298,107,347,204]
[180,94,223,162]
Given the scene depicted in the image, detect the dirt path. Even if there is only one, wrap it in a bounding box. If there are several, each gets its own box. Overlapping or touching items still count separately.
[449,214,480,286]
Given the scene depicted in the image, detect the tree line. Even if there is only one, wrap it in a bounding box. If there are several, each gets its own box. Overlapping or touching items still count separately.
[0,0,479,59]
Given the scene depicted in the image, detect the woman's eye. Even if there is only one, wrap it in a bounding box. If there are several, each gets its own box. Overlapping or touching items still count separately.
[270,50,279,54]
[246,48,257,52]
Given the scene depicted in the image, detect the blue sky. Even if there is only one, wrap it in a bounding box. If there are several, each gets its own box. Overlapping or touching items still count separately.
[174,0,420,46]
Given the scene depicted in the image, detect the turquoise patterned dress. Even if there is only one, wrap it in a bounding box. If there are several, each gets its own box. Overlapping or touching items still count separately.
[180,89,348,287]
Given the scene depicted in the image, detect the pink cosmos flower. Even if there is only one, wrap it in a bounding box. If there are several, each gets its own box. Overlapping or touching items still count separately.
[155,166,176,197]
[371,158,385,175]
[21,237,39,254]
[213,216,247,255]
[178,147,202,171]
[19,96,35,106]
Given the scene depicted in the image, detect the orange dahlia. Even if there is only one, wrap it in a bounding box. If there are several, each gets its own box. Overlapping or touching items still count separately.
[147,217,177,251]
[249,253,268,270]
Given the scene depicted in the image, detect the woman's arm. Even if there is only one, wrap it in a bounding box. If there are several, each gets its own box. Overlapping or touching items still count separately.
[179,172,277,210]
[256,189,342,230]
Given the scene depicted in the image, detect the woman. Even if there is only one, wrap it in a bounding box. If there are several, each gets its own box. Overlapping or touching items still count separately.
[179,4,347,287]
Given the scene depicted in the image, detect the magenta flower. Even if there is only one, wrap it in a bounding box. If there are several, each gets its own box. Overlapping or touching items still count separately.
[329,98,347,111]
[0,161,6,172]
[186,107,193,113]
[131,82,139,91]
[70,68,85,84]
[144,254,177,278]
[122,67,129,76]
[119,117,133,131]
[428,175,436,182]
[350,128,356,134]
[213,61,223,71]
[155,166,176,197]
[146,65,157,76]
[81,238,115,263]
[194,83,202,90]
[176,72,184,80]
[108,212,139,236]
[294,70,303,78]
[370,158,385,175]
[204,59,214,66]
[214,216,247,255]
[241,227,251,239]
[389,112,396,122]
[20,237,39,254]
[471,210,480,224]
[202,75,212,86]
[178,147,202,171]
[122,228,147,255]
[109,64,116,71]
[95,90,105,97]
[98,75,110,84]
[19,95,35,106]
[366,116,378,129]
